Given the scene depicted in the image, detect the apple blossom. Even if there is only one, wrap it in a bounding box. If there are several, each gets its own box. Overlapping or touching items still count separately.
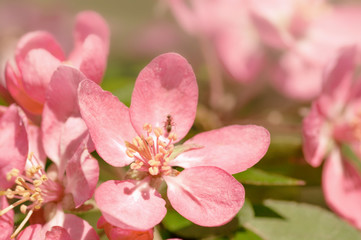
[4,11,109,115]
[302,46,361,228]
[78,53,270,230]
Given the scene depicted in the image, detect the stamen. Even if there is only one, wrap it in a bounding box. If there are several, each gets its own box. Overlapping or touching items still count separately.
[11,209,34,239]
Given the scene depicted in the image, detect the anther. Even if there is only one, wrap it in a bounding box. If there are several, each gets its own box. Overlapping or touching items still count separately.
[149,167,159,176]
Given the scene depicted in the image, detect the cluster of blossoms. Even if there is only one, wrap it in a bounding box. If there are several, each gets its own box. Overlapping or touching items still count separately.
[0,10,270,240]
[167,0,361,230]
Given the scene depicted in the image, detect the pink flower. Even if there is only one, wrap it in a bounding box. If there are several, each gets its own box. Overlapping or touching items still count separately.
[97,215,154,240]
[78,53,270,230]
[0,196,14,240]
[168,0,263,83]
[4,11,109,115]
[17,209,99,240]
[302,46,361,228]
[0,143,99,238]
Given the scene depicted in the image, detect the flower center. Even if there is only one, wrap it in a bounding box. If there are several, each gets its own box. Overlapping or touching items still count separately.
[0,153,63,238]
[125,124,177,177]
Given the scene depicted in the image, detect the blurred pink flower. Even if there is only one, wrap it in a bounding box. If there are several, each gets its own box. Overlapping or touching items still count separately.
[168,0,263,83]
[78,53,270,230]
[302,46,361,228]
[253,2,361,100]
[4,11,109,115]
[97,216,154,240]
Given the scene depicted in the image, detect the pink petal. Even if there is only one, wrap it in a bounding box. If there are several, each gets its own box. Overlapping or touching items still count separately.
[23,118,46,164]
[44,210,99,240]
[97,216,154,240]
[45,226,72,240]
[164,166,245,226]
[15,31,65,68]
[20,49,61,103]
[73,11,110,51]
[167,0,198,34]
[65,146,99,208]
[95,180,167,230]
[0,104,28,189]
[69,35,107,84]
[130,53,198,141]
[5,62,43,115]
[302,103,329,167]
[42,65,88,167]
[322,153,361,229]
[171,125,270,174]
[0,196,13,240]
[17,224,43,240]
[78,79,137,167]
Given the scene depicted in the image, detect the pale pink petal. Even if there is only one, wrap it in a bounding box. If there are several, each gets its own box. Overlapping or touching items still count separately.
[69,35,107,84]
[78,79,137,167]
[73,11,110,51]
[20,49,61,103]
[95,180,167,230]
[322,153,361,229]
[65,146,99,208]
[164,166,244,226]
[17,224,43,240]
[130,53,198,141]
[45,226,72,240]
[42,65,88,167]
[317,46,356,118]
[302,103,329,167]
[171,125,270,174]
[0,196,13,240]
[0,104,28,189]
[167,0,198,34]
[44,210,99,240]
[23,118,46,164]
[5,62,43,115]
[97,216,154,240]
[15,31,65,67]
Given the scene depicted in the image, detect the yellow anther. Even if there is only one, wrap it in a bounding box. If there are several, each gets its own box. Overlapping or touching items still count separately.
[148,160,161,167]
[28,152,34,160]
[20,204,27,214]
[146,136,154,146]
[154,153,163,161]
[6,168,19,181]
[130,163,141,170]
[40,175,48,182]
[5,189,14,199]
[34,187,41,193]
[15,177,24,186]
[33,180,42,187]
[159,147,167,155]
[15,186,25,192]
[126,149,135,158]
[34,204,41,210]
[135,136,142,146]
[154,128,163,137]
[158,140,167,147]
[143,123,152,133]
[168,132,177,141]
[23,192,30,198]
[149,167,159,176]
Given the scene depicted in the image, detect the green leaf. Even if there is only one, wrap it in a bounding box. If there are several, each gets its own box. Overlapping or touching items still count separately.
[238,199,255,225]
[233,228,263,240]
[234,168,305,186]
[162,209,238,238]
[244,200,361,240]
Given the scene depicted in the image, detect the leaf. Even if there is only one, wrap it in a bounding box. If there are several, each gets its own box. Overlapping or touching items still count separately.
[244,200,361,240]
[162,209,238,238]
[234,168,305,186]
[237,199,255,225]
[233,228,263,240]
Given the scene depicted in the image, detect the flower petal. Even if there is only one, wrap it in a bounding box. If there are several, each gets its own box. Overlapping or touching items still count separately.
[65,146,99,208]
[17,224,43,240]
[95,180,167,230]
[45,226,72,240]
[171,125,270,174]
[130,53,198,142]
[44,210,99,240]
[15,31,65,68]
[78,79,137,167]
[164,166,244,226]
[0,104,28,189]
[302,103,329,167]
[97,216,154,240]
[42,65,88,167]
[69,35,107,84]
[20,49,61,103]
[0,196,13,240]
[73,11,110,51]
[5,62,43,115]
[322,152,361,229]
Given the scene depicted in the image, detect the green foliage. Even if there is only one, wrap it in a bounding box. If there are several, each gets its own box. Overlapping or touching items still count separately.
[234,168,305,186]
[244,200,361,240]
